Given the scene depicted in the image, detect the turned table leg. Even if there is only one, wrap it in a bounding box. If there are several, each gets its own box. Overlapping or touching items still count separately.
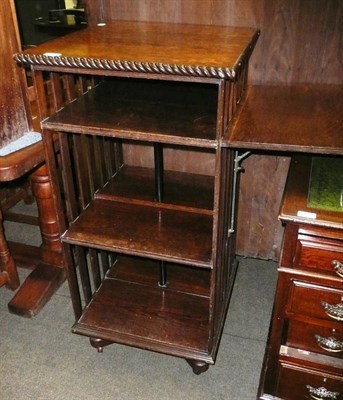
[30,164,64,265]
[0,207,20,289]
[8,164,65,317]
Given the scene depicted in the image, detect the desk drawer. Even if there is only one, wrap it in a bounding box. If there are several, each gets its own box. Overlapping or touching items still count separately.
[287,319,343,359]
[294,234,343,278]
[287,279,343,322]
[277,362,343,400]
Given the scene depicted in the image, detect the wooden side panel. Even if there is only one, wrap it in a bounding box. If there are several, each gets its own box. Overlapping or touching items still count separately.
[0,0,31,147]
[236,155,290,260]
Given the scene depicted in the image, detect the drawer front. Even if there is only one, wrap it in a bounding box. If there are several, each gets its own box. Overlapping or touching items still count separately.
[287,319,343,359]
[277,362,343,400]
[294,234,343,278]
[287,279,343,322]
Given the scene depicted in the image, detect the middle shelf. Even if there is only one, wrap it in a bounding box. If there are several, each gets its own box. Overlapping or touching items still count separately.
[62,197,213,268]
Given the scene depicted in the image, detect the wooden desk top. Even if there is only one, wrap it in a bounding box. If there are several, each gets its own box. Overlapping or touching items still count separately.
[280,156,342,230]
[225,84,343,155]
[14,20,259,80]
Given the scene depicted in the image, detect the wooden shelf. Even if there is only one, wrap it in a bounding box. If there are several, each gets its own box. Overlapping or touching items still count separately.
[42,78,219,148]
[108,255,211,297]
[225,84,343,154]
[73,255,212,362]
[95,165,214,214]
[62,199,213,268]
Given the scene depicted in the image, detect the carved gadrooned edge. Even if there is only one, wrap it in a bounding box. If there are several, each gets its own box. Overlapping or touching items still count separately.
[14,53,237,79]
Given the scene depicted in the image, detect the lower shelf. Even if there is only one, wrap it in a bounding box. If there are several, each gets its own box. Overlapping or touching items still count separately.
[73,255,214,363]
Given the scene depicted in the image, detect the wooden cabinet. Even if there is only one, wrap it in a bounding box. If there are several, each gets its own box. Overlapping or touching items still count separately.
[259,156,343,399]
[16,21,260,373]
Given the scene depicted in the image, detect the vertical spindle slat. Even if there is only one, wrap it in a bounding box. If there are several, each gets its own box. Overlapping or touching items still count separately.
[99,250,110,276]
[85,135,97,197]
[92,136,105,189]
[89,248,102,289]
[49,72,64,111]
[72,134,91,209]
[75,246,92,303]
[58,132,79,223]
[63,74,77,103]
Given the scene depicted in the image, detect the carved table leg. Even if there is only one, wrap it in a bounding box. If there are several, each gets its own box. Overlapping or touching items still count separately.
[0,208,19,289]
[8,164,65,317]
[186,359,210,375]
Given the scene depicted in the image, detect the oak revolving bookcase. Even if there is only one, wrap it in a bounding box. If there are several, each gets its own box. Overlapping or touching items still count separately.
[15,21,259,374]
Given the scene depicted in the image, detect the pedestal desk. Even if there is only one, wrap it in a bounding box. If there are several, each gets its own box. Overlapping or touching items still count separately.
[258,156,342,400]
[226,87,343,398]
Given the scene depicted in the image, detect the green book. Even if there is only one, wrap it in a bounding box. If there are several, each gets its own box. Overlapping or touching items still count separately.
[308,156,343,213]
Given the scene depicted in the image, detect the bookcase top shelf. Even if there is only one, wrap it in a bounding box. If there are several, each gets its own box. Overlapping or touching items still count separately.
[15,20,260,80]
[42,78,220,147]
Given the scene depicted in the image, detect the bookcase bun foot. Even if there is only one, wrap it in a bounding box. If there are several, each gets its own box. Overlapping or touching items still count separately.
[89,337,112,353]
[186,359,210,375]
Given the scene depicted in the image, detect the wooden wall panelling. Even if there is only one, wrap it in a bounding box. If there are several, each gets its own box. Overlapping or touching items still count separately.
[82,0,342,259]
[291,0,343,84]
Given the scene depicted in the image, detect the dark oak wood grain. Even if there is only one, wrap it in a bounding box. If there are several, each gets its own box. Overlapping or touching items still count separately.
[226,85,343,154]
[96,0,343,85]
[62,199,213,268]
[259,157,343,399]
[42,78,219,148]
[108,255,211,297]
[73,276,212,362]
[85,0,343,260]
[16,20,259,80]
[96,165,215,213]
[28,20,259,371]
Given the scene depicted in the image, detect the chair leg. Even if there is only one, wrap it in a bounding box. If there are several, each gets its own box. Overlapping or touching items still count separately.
[0,208,19,290]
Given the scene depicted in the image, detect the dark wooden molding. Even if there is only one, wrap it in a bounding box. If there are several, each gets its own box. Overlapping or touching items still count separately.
[13,30,259,80]
[14,53,237,79]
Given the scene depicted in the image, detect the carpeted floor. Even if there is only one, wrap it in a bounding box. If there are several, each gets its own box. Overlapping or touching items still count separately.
[1,201,278,400]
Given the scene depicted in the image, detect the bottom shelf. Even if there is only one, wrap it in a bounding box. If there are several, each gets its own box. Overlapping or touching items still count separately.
[73,255,213,363]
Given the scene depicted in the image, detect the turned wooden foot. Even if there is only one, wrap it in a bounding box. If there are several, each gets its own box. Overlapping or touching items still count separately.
[186,359,210,375]
[89,337,112,353]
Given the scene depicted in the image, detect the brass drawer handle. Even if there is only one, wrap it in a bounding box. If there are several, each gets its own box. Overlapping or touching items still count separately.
[331,260,343,278]
[306,385,340,400]
[321,301,343,321]
[314,334,343,353]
